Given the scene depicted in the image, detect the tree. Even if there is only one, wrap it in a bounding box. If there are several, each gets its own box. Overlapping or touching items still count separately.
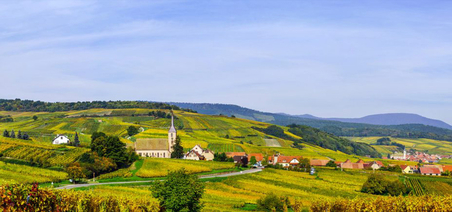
[127,126,139,136]
[299,158,311,172]
[74,132,80,146]
[90,132,137,167]
[22,133,29,140]
[171,136,184,158]
[17,130,22,139]
[361,174,388,195]
[67,162,86,183]
[249,156,257,166]
[326,160,337,167]
[32,115,38,121]
[3,129,9,137]
[151,169,205,212]
[10,130,15,138]
[257,193,287,212]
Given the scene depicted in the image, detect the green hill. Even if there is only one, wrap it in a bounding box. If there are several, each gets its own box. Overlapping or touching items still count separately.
[0,108,377,161]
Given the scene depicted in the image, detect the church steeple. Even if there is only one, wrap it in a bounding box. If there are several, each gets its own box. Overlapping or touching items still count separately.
[169,111,177,133]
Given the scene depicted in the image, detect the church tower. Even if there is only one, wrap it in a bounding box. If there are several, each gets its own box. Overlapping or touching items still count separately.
[168,111,177,153]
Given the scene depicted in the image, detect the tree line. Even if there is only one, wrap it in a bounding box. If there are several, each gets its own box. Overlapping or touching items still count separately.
[0,99,196,113]
[3,129,30,140]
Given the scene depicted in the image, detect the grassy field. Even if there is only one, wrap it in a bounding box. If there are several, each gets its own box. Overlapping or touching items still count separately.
[348,136,452,155]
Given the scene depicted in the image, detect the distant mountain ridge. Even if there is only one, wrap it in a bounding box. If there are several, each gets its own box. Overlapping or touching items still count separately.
[293,113,452,130]
[169,102,452,141]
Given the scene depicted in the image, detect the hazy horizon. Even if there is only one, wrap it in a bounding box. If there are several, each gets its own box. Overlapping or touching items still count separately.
[1,1,452,123]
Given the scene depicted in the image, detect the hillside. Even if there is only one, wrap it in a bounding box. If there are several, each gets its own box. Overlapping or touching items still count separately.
[170,102,452,141]
[0,108,379,161]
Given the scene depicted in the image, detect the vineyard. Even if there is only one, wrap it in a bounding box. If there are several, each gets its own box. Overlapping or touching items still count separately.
[0,184,159,211]
[406,178,425,196]
[99,158,235,179]
[310,195,452,212]
[0,161,67,184]
[0,137,88,167]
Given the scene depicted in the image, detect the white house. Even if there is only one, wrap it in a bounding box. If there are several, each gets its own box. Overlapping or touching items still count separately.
[184,144,215,161]
[52,135,70,145]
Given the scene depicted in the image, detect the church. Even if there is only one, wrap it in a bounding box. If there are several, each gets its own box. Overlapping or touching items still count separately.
[133,113,177,158]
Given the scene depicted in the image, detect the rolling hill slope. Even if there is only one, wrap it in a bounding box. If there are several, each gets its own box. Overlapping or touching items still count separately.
[0,108,378,161]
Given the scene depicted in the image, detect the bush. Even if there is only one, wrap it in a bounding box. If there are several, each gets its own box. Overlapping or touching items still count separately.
[361,174,410,196]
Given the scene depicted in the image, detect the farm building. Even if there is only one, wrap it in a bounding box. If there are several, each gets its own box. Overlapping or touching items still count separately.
[233,155,248,165]
[52,134,70,145]
[133,114,177,158]
[400,165,418,174]
[226,152,246,158]
[420,167,441,176]
[185,150,204,160]
[310,159,330,166]
[338,159,364,169]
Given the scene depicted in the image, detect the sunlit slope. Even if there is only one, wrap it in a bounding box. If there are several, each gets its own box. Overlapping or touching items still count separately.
[348,136,452,155]
[1,109,364,160]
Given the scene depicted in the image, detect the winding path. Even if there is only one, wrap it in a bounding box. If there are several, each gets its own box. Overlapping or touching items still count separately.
[56,168,262,190]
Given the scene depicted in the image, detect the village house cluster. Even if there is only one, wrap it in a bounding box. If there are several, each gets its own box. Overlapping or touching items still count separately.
[386,149,446,163]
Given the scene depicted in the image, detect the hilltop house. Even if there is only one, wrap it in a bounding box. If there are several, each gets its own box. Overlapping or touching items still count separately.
[133,114,177,158]
[184,144,214,161]
[52,135,70,145]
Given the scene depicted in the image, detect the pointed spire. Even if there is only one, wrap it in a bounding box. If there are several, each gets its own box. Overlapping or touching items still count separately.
[169,110,177,133]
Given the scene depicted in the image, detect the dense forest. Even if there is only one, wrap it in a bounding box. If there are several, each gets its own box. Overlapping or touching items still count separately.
[0,99,196,113]
[253,125,381,158]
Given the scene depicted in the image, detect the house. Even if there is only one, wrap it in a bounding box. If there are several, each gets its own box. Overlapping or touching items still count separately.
[339,159,364,169]
[268,155,301,167]
[420,167,441,176]
[363,161,383,170]
[133,113,177,158]
[52,135,70,145]
[233,155,248,166]
[310,159,330,166]
[184,144,215,161]
[185,150,204,160]
[443,165,452,173]
[400,165,415,174]
[248,153,264,166]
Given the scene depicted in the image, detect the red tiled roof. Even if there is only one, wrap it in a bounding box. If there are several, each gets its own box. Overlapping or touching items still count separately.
[400,165,409,170]
[375,161,384,167]
[420,167,441,175]
[357,159,364,164]
[443,165,452,172]
[310,160,330,166]
[226,152,246,158]
[277,156,301,163]
[248,153,264,162]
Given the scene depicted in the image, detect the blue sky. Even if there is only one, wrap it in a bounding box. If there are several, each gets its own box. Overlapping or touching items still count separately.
[1,1,452,123]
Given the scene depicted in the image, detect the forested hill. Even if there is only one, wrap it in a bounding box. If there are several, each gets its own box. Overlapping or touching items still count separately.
[0,99,194,112]
[170,102,452,141]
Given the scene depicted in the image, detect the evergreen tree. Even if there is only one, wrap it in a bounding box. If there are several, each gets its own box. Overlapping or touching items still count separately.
[10,130,15,138]
[17,130,22,139]
[74,132,80,146]
[249,156,257,166]
[171,136,184,159]
[3,129,9,137]
[23,133,29,140]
